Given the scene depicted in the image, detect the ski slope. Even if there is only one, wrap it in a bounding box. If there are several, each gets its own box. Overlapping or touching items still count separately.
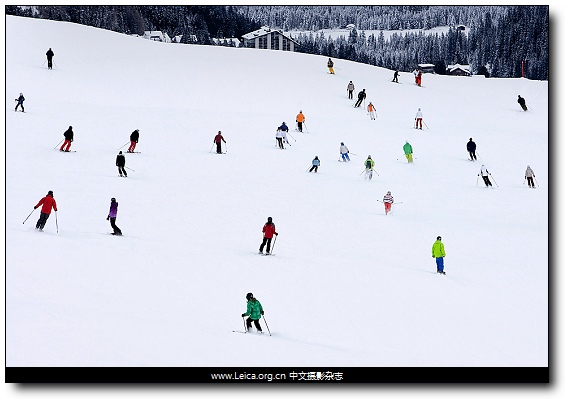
[5,15,548,370]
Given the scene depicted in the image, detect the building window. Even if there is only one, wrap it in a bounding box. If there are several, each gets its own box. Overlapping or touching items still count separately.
[259,36,267,49]
[271,32,280,49]
[282,37,291,51]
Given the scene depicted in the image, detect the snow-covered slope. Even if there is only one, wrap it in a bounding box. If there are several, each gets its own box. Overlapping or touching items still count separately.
[6,15,548,368]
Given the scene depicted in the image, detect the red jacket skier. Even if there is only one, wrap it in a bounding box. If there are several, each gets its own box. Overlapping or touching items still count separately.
[214,131,226,154]
[34,190,57,231]
[259,217,278,255]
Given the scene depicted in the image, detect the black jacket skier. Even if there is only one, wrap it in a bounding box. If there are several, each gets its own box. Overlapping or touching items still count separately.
[517,95,527,111]
[466,138,477,161]
[60,126,74,152]
[46,48,54,69]
[354,89,366,108]
[116,151,127,177]
[128,129,139,152]
[15,93,25,112]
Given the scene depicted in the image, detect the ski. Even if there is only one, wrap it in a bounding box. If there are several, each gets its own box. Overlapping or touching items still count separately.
[58,150,77,153]
[232,330,248,334]
[126,151,141,154]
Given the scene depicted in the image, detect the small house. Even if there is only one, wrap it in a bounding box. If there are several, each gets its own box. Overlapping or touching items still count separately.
[417,64,436,74]
[143,31,171,43]
[446,64,471,76]
[242,26,298,51]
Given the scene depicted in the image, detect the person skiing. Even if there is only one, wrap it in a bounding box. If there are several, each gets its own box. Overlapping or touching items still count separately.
[415,108,423,129]
[46,48,54,69]
[392,70,399,83]
[259,217,278,255]
[60,126,74,152]
[276,122,288,149]
[383,191,394,215]
[214,130,226,154]
[15,93,25,112]
[241,292,264,333]
[34,190,57,231]
[116,151,127,177]
[309,156,320,173]
[354,89,366,108]
[367,102,376,120]
[403,141,413,163]
[327,58,335,74]
[296,111,306,132]
[128,129,139,153]
[525,165,536,188]
[106,197,122,236]
[364,155,375,180]
[467,138,477,161]
[413,68,419,84]
[416,70,423,86]
[432,236,446,274]
[340,142,350,162]
[517,95,528,111]
[347,81,355,99]
[479,164,493,187]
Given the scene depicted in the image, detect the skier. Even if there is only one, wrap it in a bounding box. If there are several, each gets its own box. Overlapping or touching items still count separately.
[432,236,446,274]
[354,89,366,108]
[46,48,54,69]
[259,217,278,255]
[367,102,376,120]
[327,58,335,74]
[517,95,528,111]
[116,151,127,177]
[525,165,536,188]
[364,155,375,180]
[479,164,493,187]
[392,70,399,83]
[214,130,226,154]
[34,190,57,231]
[60,126,74,152]
[296,111,306,132]
[15,93,25,112]
[415,108,423,129]
[128,129,139,153]
[276,122,288,149]
[340,142,350,162]
[106,197,122,236]
[416,70,423,86]
[309,156,320,173]
[383,191,394,215]
[347,80,355,99]
[403,141,413,163]
[241,292,264,333]
[413,68,419,84]
[467,138,477,161]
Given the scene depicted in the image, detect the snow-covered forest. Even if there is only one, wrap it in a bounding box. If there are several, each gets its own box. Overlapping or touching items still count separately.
[5,5,549,80]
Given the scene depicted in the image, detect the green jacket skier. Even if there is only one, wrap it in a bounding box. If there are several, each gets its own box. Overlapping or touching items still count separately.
[241,292,264,332]
[364,155,375,180]
[403,141,413,163]
[432,236,446,274]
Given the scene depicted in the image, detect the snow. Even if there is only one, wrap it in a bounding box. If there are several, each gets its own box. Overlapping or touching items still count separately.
[4,13,549,386]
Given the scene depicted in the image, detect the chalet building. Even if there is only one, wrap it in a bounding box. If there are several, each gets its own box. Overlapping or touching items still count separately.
[446,64,471,76]
[143,31,171,43]
[242,26,298,51]
[417,64,436,73]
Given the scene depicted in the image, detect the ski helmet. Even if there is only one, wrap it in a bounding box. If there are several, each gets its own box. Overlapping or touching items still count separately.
[267,217,272,223]
[437,236,442,240]
[246,293,253,300]
[341,142,344,145]
[368,155,371,159]
[47,190,53,195]
[111,197,116,202]
[387,191,391,194]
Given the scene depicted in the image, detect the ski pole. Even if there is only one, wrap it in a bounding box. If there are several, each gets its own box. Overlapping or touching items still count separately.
[287,132,296,142]
[373,169,380,176]
[42,60,46,66]
[490,174,499,187]
[118,142,129,150]
[23,208,36,224]
[303,122,309,133]
[54,139,64,149]
[262,315,272,336]
[270,234,277,254]
[476,174,479,186]
[210,143,214,153]
[55,211,59,233]
[125,166,135,172]
[423,120,429,129]
[360,168,368,175]
[534,176,540,188]
[224,142,227,154]
[476,152,485,162]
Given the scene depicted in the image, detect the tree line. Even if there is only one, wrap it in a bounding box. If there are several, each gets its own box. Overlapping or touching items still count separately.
[6,5,548,80]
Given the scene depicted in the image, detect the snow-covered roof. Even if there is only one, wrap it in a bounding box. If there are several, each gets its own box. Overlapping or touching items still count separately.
[447,63,470,72]
[418,63,435,68]
[242,26,297,43]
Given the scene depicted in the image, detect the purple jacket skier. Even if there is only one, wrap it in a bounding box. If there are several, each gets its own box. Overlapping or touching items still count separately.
[106,197,122,235]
